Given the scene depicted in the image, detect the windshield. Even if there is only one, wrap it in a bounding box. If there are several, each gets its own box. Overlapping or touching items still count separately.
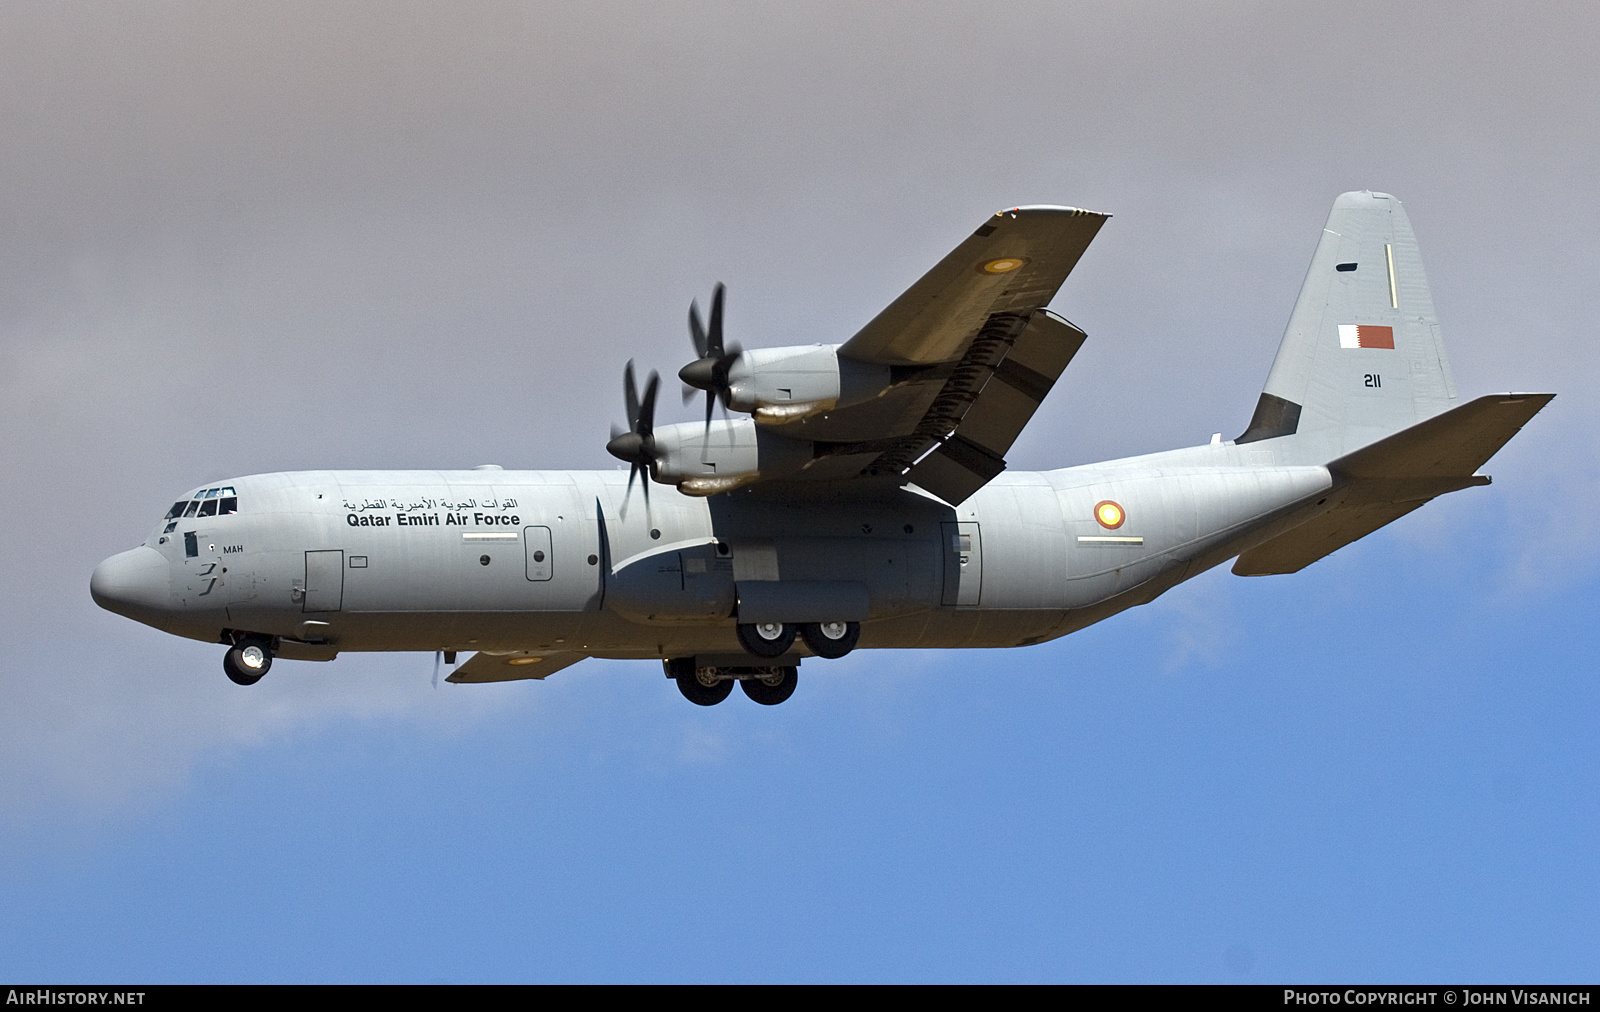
[162,487,238,531]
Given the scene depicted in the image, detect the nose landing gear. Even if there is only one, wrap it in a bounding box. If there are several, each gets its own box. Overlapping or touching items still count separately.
[223,637,273,685]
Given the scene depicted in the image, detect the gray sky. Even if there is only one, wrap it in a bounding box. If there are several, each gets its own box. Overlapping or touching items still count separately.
[2,2,1596,818]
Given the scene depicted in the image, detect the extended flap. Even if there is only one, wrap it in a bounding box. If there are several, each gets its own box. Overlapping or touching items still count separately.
[907,310,1087,505]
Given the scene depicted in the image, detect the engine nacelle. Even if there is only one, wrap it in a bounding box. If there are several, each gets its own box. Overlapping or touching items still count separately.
[724,345,890,424]
[648,417,813,495]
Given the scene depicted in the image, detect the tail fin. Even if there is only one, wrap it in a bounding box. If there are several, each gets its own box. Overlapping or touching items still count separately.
[1238,191,1459,462]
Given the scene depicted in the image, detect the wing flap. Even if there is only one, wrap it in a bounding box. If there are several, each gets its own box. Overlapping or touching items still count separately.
[905,311,1087,505]
[839,206,1108,366]
[446,650,587,683]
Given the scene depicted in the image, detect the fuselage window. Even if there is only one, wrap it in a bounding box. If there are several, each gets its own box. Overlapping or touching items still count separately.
[182,500,201,518]
[198,499,218,517]
[184,532,198,558]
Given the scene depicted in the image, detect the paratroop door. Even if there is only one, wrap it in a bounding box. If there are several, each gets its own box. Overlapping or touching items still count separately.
[940,521,982,606]
[304,550,345,612]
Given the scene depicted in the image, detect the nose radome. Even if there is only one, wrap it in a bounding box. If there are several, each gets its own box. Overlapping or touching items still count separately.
[91,546,171,621]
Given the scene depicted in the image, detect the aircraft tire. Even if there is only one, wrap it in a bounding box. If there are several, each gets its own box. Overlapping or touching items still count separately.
[736,621,795,658]
[676,668,734,706]
[799,621,859,659]
[223,638,273,686]
[740,667,797,705]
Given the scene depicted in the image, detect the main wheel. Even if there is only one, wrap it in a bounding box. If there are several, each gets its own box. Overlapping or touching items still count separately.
[799,621,860,659]
[741,667,798,705]
[736,621,795,658]
[676,666,734,706]
[223,638,273,686]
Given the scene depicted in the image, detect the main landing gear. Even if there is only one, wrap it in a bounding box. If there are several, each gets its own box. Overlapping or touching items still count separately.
[736,620,860,660]
[223,636,274,686]
[665,658,798,706]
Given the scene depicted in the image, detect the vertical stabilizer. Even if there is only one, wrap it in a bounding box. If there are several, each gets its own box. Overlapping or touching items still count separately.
[1239,191,1458,462]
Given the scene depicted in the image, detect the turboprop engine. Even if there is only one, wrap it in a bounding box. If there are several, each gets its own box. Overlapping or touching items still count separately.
[677,283,890,425]
[607,360,814,496]
[647,416,812,495]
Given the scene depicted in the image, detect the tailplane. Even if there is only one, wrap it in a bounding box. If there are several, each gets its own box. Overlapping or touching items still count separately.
[1238,191,1459,463]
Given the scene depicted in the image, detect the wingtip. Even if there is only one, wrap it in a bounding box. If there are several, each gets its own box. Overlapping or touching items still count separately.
[992,204,1112,219]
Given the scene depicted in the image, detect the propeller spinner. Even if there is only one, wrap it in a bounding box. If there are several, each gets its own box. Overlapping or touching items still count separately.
[678,283,741,430]
[606,360,661,513]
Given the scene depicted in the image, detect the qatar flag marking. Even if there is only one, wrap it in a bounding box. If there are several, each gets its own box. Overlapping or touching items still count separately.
[1338,324,1395,349]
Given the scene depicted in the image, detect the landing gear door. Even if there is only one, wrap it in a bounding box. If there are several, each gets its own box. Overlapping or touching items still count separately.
[941,521,982,607]
[304,550,345,612]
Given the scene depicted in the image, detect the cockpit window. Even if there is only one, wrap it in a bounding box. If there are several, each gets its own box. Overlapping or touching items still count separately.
[168,486,240,524]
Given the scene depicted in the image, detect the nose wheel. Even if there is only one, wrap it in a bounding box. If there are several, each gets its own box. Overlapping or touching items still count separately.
[223,638,273,685]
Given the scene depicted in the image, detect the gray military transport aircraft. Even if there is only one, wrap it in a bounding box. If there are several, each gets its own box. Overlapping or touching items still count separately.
[92,191,1551,705]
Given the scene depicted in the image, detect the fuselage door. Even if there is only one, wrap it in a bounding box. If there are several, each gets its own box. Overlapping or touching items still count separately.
[304,550,345,612]
[525,526,553,581]
[941,521,982,606]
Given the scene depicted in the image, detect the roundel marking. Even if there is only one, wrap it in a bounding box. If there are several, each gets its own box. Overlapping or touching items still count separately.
[979,257,1027,274]
[1094,500,1126,530]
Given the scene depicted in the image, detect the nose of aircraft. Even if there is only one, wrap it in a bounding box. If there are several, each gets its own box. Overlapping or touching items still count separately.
[91,545,172,621]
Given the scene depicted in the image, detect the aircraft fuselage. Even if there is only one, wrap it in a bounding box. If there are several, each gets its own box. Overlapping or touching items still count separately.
[92,442,1334,662]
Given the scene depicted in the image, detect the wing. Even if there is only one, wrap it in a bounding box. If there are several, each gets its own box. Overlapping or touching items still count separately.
[446,650,588,683]
[764,206,1107,496]
[839,205,1108,366]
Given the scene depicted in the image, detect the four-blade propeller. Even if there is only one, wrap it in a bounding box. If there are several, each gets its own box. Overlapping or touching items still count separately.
[606,359,661,513]
[678,283,741,431]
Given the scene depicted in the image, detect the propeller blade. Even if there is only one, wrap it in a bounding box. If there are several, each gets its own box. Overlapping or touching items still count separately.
[432,650,441,690]
[707,283,725,358]
[682,382,699,406]
[689,300,708,359]
[623,359,640,430]
[637,369,660,439]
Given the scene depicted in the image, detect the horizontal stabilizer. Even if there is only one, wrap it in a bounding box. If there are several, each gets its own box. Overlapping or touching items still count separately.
[446,650,587,683]
[1233,393,1553,576]
[1232,501,1428,575]
[1328,392,1554,480]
